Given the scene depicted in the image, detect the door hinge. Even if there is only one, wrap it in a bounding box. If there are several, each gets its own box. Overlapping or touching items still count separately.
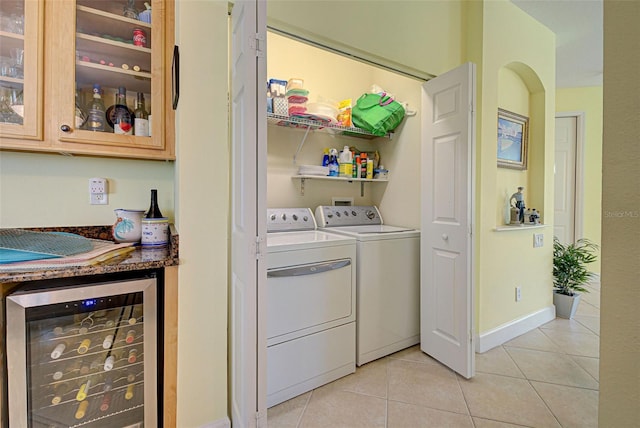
[254,33,265,58]
[255,235,264,260]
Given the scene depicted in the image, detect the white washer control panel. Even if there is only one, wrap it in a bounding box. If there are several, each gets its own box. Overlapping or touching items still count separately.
[267,208,317,232]
[315,206,383,227]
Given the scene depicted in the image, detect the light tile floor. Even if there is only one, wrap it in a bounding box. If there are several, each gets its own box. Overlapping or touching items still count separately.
[268,282,600,428]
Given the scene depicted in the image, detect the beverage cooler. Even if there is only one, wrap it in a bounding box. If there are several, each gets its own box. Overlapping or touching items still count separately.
[4,274,161,427]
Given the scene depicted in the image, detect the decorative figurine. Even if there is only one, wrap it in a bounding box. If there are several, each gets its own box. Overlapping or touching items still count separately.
[529,208,540,224]
[510,186,526,224]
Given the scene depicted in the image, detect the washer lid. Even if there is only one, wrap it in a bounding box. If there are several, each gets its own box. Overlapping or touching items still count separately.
[267,230,355,253]
[323,225,421,241]
[334,225,416,234]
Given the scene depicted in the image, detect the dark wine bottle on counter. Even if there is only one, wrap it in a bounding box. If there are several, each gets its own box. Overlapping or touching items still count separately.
[145,189,164,218]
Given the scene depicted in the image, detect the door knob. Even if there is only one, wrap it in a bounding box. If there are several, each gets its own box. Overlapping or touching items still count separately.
[442,234,449,241]
[60,124,72,133]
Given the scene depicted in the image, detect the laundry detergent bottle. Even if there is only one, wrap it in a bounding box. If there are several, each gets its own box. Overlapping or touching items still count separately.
[338,146,353,177]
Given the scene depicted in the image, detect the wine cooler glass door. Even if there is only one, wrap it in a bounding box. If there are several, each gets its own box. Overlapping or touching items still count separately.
[6,277,157,428]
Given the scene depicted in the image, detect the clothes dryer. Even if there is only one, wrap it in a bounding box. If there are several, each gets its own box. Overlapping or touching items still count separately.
[266,208,356,406]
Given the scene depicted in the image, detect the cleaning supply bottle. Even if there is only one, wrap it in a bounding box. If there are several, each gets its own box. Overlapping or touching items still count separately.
[351,151,357,178]
[322,148,330,166]
[338,146,353,177]
[328,148,339,176]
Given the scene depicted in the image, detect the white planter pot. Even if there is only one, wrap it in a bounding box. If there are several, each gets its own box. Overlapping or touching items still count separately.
[553,291,582,319]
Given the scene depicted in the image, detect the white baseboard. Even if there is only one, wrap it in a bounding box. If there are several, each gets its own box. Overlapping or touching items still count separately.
[200,416,231,428]
[475,305,556,353]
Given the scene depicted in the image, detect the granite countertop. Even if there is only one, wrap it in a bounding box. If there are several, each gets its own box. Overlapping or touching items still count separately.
[0,225,179,283]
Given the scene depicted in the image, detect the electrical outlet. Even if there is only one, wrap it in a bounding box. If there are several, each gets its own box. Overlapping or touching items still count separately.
[533,233,544,248]
[515,286,522,302]
[89,178,108,205]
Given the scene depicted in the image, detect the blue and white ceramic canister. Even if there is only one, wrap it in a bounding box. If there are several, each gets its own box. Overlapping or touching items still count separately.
[113,209,145,243]
[141,217,169,246]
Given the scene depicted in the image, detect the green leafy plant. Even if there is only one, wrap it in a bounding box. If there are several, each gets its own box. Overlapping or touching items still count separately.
[553,237,598,296]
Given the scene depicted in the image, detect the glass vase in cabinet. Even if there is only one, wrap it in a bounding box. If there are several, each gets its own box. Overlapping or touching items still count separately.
[47,0,173,159]
[0,0,44,141]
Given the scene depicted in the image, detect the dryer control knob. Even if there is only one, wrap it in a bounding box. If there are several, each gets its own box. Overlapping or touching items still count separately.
[270,214,276,221]
[292,214,298,221]
[281,214,287,221]
[365,210,375,220]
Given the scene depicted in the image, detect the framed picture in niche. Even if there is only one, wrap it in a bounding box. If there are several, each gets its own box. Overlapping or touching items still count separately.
[497,108,528,170]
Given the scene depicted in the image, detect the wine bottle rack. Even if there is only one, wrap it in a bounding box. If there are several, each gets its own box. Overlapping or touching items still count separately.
[27,301,146,426]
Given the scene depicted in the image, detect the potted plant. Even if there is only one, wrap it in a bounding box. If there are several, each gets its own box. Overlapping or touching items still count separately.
[553,237,598,318]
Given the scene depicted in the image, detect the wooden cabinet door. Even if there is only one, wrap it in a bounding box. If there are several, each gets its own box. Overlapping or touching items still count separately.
[46,0,173,160]
[0,0,44,142]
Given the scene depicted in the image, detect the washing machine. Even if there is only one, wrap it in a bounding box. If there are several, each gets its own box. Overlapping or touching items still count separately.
[315,205,420,366]
[266,208,356,407]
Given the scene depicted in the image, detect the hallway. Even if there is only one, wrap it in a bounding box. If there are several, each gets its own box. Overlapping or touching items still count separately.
[267,281,601,427]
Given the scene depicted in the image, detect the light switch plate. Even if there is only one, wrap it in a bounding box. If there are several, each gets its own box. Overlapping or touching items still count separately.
[533,233,544,248]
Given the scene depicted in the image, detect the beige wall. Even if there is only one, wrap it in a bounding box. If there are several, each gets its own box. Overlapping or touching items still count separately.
[599,1,640,424]
[556,86,603,273]
[474,0,556,333]
[0,152,174,227]
[174,1,229,426]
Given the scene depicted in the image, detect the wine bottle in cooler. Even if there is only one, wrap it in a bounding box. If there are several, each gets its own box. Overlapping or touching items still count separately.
[75,400,89,420]
[51,382,71,405]
[112,87,133,135]
[77,338,92,354]
[133,92,149,136]
[50,341,68,359]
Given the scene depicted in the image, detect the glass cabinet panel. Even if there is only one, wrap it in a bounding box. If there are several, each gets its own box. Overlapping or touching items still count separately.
[0,0,43,139]
[54,0,165,150]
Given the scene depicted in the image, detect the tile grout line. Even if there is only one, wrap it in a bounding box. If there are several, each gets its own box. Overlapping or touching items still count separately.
[527,377,564,427]
[453,370,476,427]
[295,390,313,428]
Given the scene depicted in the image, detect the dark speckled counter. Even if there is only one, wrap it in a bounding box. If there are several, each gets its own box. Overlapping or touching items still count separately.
[0,225,179,283]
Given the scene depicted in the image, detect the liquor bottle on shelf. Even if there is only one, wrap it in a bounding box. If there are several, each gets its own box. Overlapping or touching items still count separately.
[110,87,133,135]
[51,382,71,405]
[75,85,88,130]
[133,92,149,136]
[145,189,164,218]
[86,84,106,132]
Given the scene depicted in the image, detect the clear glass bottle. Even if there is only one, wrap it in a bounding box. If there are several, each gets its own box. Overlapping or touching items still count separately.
[133,92,149,136]
[86,84,106,132]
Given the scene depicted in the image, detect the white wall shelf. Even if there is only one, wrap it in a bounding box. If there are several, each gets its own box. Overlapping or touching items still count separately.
[494,224,546,232]
[292,175,388,197]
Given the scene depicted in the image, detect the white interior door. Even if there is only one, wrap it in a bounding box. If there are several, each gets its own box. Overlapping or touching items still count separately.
[230,0,267,426]
[554,116,577,244]
[420,62,475,379]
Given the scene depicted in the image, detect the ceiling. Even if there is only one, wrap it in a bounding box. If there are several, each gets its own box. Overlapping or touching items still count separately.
[511,0,603,88]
